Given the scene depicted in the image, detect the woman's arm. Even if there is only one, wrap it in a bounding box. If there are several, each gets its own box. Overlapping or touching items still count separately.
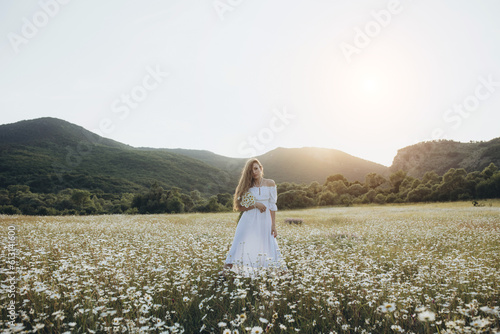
[267,178,278,237]
[237,203,255,212]
[237,203,266,212]
[270,210,277,238]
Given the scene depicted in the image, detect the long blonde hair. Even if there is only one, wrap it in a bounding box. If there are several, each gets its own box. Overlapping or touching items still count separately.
[233,158,264,211]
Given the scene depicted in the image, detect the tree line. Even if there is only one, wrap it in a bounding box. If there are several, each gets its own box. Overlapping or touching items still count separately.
[277,163,500,209]
[1,163,499,215]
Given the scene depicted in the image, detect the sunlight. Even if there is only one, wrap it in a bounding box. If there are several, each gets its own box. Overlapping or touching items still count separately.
[288,38,428,165]
[361,77,380,94]
[334,45,423,126]
[353,69,390,104]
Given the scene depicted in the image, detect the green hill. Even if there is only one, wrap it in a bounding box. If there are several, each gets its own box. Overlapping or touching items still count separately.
[255,147,388,184]
[161,147,389,185]
[1,118,499,216]
[390,138,500,177]
[0,118,233,195]
[149,148,246,183]
[159,147,390,184]
[0,117,399,196]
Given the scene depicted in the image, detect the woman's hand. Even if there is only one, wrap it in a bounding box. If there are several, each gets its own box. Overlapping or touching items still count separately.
[255,202,267,213]
[271,224,277,238]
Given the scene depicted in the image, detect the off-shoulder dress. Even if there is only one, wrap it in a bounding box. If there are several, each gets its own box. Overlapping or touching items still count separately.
[224,185,287,278]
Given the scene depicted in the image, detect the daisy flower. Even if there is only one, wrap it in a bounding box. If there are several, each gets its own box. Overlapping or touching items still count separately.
[417,310,435,322]
[378,302,396,313]
[251,326,263,334]
[238,313,247,322]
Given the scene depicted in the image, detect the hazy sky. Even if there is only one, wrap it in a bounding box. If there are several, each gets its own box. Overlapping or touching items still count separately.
[1,0,499,166]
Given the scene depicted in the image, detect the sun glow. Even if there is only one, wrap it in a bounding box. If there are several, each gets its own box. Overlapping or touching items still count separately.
[338,47,423,123]
[361,77,380,94]
[294,41,426,165]
[353,69,391,104]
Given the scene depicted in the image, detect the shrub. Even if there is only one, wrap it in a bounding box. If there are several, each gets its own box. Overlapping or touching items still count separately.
[374,194,386,204]
[0,205,21,215]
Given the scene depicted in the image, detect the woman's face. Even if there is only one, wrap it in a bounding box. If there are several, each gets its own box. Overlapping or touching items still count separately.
[251,162,262,179]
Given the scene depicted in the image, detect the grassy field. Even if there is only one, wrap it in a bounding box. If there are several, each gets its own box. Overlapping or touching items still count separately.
[1,201,499,333]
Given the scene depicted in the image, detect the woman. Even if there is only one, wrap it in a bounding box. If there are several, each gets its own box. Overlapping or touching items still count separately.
[221,158,287,278]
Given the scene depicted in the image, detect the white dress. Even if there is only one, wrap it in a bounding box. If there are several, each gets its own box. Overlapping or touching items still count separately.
[224,185,287,278]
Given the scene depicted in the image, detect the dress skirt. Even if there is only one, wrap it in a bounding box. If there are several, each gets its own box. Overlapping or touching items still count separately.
[224,186,287,278]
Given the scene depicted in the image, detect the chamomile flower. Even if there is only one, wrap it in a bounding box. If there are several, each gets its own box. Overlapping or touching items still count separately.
[238,313,247,322]
[378,302,396,313]
[417,310,436,322]
[251,326,263,334]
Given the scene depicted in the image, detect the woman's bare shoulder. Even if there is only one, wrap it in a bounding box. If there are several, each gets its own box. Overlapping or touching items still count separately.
[264,178,276,187]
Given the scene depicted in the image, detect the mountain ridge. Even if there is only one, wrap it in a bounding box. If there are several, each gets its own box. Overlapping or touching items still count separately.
[1,117,499,195]
[0,117,130,149]
[390,138,500,177]
[0,117,389,194]
[0,117,234,194]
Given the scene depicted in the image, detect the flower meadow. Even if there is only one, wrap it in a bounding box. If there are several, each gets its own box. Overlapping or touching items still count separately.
[1,202,499,333]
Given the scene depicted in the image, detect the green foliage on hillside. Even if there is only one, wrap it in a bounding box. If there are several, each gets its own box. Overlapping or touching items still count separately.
[0,118,234,195]
[273,163,500,209]
[1,117,499,215]
[391,138,500,177]
[1,118,388,197]
[1,163,499,215]
[0,182,234,216]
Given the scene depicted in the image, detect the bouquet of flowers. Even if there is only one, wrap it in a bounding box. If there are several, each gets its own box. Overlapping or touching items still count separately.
[238,191,256,208]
